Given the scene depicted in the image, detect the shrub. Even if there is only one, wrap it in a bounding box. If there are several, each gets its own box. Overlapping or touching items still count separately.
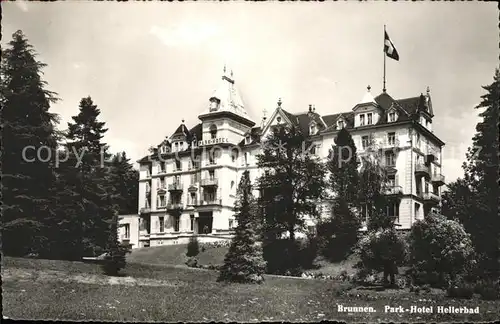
[475,280,500,300]
[185,257,198,268]
[186,237,200,257]
[408,212,475,286]
[447,283,474,299]
[356,228,407,285]
[101,216,129,276]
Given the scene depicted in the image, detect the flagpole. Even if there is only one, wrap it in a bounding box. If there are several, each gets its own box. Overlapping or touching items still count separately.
[383,24,386,93]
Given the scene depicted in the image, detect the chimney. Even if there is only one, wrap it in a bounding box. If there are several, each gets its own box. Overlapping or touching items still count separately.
[312,105,316,113]
[308,104,312,113]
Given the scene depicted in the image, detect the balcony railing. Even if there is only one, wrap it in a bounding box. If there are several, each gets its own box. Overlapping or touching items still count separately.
[187,199,199,206]
[415,163,430,177]
[431,173,445,186]
[199,199,222,206]
[422,192,440,204]
[200,178,218,187]
[385,185,403,195]
[168,182,183,192]
[167,202,183,210]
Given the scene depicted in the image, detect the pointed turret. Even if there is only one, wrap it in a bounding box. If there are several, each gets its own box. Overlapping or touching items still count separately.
[203,66,248,118]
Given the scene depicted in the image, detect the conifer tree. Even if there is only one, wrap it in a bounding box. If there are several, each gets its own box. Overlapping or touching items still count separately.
[63,96,118,255]
[110,152,139,215]
[320,128,361,261]
[101,214,128,276]
[218,171,266,283]
[442,69,500,278]
[1,30,60,257]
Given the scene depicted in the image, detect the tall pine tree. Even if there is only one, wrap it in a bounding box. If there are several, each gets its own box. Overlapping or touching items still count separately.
[63,97,119,256]
[442,69,500,278]
[1,30,60,257]
[319,128,361,261]
[218,171,266,283]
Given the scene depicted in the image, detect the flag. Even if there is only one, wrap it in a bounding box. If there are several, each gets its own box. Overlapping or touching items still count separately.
[384,30,399,61]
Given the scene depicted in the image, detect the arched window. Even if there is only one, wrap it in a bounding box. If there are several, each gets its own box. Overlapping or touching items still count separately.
[210,124,217,139]
[231,181,235,193]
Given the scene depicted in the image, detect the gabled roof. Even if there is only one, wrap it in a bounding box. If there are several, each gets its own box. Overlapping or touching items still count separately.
[238,126,262,147]
[323,112,355,132]
[171,123,190,139]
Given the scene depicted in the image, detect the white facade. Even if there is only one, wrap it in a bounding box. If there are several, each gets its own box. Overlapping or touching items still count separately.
[120,72,446,249]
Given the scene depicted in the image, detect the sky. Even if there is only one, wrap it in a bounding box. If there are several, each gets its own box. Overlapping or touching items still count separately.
[3,1,498,184]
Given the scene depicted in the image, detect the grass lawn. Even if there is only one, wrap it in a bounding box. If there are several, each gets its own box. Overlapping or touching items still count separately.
[3,257,500,322]
[126,244,228,267]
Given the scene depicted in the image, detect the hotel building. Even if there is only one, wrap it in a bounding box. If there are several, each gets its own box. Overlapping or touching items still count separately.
[119,69,445,248]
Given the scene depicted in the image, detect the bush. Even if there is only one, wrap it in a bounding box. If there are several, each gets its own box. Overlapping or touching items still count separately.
[186,237,200,257]
[356,228,407,285]
[409,212,475,286]
[475,280,500,300]
[447,283,474,299]
[101,244,129,276]
[185,257,198,268]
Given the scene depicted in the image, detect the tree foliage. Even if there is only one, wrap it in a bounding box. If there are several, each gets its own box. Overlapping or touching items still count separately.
[408,212,475,286]
[1,30,60,257]
[319,128,361,261]
[218,171,266,283]
[442,69,500,278]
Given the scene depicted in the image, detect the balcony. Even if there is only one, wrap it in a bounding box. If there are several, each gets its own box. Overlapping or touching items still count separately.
[186,199,199,207]
[431,173,445,186]
[415,163,430,178]
[422,192,440,205]
[140,207,151,214]
[201,178,218,187]
[168,182,183,192]
[425,151,437,165]
[385,185,403,195]
[199,199,222,206]
[381,139,400,150]
[167,202,183,210]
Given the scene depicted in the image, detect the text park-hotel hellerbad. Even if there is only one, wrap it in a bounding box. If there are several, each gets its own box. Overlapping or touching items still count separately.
[119,69,446,248]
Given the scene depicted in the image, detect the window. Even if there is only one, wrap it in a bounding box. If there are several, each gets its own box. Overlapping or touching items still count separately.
[415,203,421,219]
[190,215,195,231]
[362,136,369,149]
[231,150,239,162]
[158,195,166,207]
[386,202,400,222]
[159,216,165,232]
[229,219,234,229]
[337,120,344,129]
[160,177,166,188]
[230,181,235,193]
[388,132,396,145]
[124,224,130,238]
[175,160,181,171]
[416,133,421,148]
[388,111,396,122]
[173,216,180,232]
[310,144,317,155]
[310,124,317,135]
[245,135,251,145]
[360,114,365,126]
[244,152,249,166]
[210,124,217,139]
[160,162,166,173]
[276,116,282,123]
[174,142,179,152]
[385,151,395,167]
[160,145,166,154]
[146,182,151,193]
[190,192,196,205]
[209,170,215,180]
[388,174,396,187]
[367,113,373,125]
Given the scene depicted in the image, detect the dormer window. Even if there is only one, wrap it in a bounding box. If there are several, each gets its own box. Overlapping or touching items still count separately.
[245,135,251,145]
[367,113,373,125]
[160,145,166,154]
[209,124,217,139]
[388,111,396,122]
[309,123,317,136]
[276,116,282,123]
[360,114,365,126]
[337,120,344,129]
[209,98,220,112]
[174,142,179,152]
